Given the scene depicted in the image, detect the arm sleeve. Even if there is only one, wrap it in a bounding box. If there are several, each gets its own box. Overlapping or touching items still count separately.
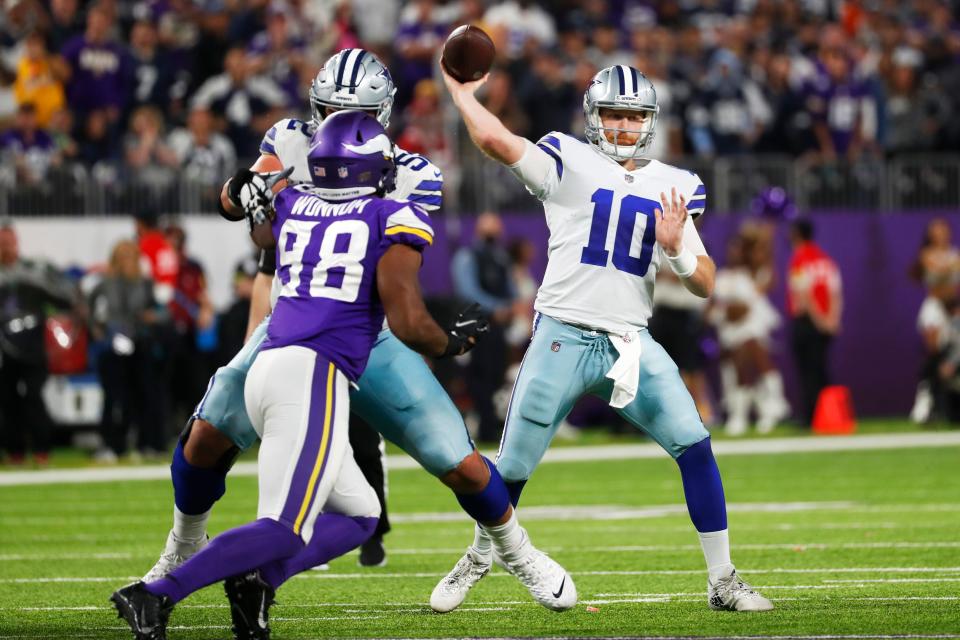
[451,249,512,312]
[383,203,434,251]
[258,247,276,276]
[687,174,706,218]
[507,138,561,201]
[392,152,443,211]
[260,122,281,156]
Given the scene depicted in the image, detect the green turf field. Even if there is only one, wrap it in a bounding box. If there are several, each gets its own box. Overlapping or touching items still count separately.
[2,437,959,639]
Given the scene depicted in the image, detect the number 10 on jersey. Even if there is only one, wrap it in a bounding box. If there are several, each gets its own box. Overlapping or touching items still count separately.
[580,188,659,277]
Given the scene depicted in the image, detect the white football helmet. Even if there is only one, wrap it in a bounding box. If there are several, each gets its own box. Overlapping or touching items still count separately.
[583,65,659,161]
[309,48,396,128]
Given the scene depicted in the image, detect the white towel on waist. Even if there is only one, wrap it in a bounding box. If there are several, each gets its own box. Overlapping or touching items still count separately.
[605,331,642,409]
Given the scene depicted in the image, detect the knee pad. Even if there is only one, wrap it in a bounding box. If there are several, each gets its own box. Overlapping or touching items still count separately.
[193,367,258,451]
[495,456,533,486]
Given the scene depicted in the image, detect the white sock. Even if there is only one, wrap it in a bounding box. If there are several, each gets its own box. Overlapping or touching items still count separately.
[172,506,210,543]
[471,523,493,558]
[699,529,734,583]
[480,511,529,562]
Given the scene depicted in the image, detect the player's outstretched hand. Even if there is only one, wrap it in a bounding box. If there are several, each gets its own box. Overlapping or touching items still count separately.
[442,302,491,357]
[228,166,294,227]
[654,187,687,257]
[440,66,489,105]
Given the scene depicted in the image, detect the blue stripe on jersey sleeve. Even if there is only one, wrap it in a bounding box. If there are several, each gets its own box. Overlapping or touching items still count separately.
[693,184,706,196]
[260,140,276,155]
[408,194,443,207]
[688,197,706,207]
[415,180,443,192]
[539,134,561,153]
[536,143,564,180]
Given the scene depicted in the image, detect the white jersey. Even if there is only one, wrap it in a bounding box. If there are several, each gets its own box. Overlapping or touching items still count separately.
[260,118,444,211]
[510,132,708,333]
[260,118,443,314]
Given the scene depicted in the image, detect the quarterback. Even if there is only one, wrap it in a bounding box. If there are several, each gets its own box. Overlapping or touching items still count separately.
[432,63,774,614]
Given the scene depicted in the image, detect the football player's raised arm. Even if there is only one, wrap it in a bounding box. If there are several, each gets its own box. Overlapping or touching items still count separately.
[377,244,451,358]
[440,67,526,166]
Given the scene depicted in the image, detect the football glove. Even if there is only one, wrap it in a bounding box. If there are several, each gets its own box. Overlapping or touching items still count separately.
[227,166,294,227]
[441,302,490,357]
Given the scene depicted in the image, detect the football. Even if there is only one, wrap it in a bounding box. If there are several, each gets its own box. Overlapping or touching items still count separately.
[440,24,495,83]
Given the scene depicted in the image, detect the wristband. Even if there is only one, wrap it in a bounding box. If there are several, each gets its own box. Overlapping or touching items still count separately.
[441,332,468,358]
[666,247,698,279]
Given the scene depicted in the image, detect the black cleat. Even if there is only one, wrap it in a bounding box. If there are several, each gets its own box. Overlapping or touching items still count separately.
[358,535,387,567]
[224,570,275,640]
[110,581,173,640]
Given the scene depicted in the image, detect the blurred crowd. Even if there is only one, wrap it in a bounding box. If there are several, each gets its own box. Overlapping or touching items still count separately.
[2,0,960,207]
[4,206,960,466]
[0,213,259,464]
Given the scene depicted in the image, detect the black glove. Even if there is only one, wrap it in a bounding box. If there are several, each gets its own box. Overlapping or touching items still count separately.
[226,168,256,208]
[441,302,490,357]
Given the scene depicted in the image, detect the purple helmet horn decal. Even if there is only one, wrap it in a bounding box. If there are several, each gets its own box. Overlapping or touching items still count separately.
[307,111,396,201]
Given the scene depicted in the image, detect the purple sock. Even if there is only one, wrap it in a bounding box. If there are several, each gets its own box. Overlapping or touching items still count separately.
[145,518,303,604]
[676,437,728,532]
[259,514,378,589]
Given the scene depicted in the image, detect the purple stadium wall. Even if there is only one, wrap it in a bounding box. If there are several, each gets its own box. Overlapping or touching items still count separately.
[419,211,960,418]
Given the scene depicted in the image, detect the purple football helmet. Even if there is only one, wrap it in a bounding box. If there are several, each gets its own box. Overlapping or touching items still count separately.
[307,110,396,201]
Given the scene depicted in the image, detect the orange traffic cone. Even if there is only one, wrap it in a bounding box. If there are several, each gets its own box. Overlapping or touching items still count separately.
[812,385,856,435]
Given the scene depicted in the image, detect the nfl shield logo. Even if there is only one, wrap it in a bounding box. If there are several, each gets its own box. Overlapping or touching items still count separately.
[551,341,561,352]
[624,174,635,184]
[338,166,349,178]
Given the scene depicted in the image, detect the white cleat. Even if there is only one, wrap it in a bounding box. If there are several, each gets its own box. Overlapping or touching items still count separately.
[501,546,577,612]
[430,548,491,613]
[708,569,774,611]
[142,530,208,582]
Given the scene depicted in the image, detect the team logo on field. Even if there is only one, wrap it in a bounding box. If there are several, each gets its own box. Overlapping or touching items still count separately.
[551,341,561,352]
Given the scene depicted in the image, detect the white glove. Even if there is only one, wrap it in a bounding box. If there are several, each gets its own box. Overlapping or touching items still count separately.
[228,166,295,226]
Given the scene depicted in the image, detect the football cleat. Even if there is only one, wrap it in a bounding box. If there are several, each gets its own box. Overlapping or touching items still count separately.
[708,569,774,611]
[143,530,208,582]
[358,535,387,567]
[501,546,577,612]
[224,570,275,640]
[110,581,173,640]
[430,548,491,613]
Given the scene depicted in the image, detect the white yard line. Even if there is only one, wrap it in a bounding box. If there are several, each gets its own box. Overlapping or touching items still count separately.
[2,432,958,486]
[5,539,960,563]
[5,566,960,584]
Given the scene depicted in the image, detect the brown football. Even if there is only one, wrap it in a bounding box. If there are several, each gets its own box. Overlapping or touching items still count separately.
[440,25,495,83]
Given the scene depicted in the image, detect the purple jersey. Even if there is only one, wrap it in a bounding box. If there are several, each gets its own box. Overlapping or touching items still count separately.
[61,36,132,113]
[261,185,434,380]
[804,66,871,154]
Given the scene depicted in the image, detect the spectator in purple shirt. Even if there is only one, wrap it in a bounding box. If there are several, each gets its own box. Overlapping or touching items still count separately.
[60,3,133,122]
[246,8,308,109]
[395,0,450,110]
[0,103,59,185]
[803,28,877,163]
